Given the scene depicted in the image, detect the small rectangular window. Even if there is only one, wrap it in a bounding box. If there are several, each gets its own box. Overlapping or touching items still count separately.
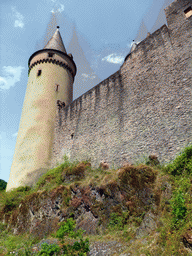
[55,84,59,92]
[184,6,192,18]
[37,70,41,76]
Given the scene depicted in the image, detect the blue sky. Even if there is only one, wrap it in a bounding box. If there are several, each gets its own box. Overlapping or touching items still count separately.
[0,0,174,182]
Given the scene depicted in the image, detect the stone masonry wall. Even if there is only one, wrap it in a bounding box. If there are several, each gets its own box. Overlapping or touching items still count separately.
[51,0,192,169]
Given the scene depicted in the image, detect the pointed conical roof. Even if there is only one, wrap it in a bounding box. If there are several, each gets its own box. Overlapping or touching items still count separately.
[44,26,67,53]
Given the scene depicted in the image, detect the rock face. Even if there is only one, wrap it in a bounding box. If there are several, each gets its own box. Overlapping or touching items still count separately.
[88,241,127,256]
[7,188,66,238]
[1,162,177,255]
[136,211,157,238]
[183,229,192,250]
[1,164,160,248]
[76,211,98,235]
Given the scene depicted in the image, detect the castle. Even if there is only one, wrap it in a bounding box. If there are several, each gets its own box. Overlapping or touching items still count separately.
[6,0,192,191]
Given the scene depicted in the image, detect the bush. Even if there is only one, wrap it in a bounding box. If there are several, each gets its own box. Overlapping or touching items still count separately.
[108,213,124,230]
[37,243,60,256]
[171,190,187,227]
[16,186,31,192]
[108,211,130,231]
[0,179,7,190]
[56,218,89,256]
[165,144,192,176]
[118,164,157,189]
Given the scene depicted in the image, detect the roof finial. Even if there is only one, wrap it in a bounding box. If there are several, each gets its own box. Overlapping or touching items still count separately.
[43,26,66,53]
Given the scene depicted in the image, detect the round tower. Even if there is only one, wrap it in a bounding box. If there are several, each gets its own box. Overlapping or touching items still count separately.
[6,27,76,191]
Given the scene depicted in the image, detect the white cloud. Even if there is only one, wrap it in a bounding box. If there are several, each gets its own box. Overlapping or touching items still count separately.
[0,66,25,90]
[82,73,96,80]
[51,3,64,13]
[102,53,124,64]
[11,7,24,28]
[12,132,18,137]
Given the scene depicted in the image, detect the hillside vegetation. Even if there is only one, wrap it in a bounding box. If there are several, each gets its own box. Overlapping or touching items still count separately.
[0,145,192,255]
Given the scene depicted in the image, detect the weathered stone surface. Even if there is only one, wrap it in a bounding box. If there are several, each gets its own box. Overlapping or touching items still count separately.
[3,165,157,239]
[88,241,127,256]
[183,229,192,250]
[6,190,66,238]
[76,211,99,235]
[136,211,157,238]
[52,0,192,170]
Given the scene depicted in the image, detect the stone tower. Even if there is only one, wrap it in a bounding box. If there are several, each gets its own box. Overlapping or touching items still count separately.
[6,26,76,191]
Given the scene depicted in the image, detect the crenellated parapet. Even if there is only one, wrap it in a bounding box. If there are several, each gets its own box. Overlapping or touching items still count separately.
[28,49,76,79]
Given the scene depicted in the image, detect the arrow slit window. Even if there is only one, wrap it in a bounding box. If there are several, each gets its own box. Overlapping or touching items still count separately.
[37,70,41,76]
[55,84,59,92]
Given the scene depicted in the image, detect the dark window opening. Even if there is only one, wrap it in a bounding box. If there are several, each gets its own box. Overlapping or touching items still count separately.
[48,52,54,58]
[37,70,41,76]
[55,84,59,92]
[71,133,74,139]
[184,6,192,18]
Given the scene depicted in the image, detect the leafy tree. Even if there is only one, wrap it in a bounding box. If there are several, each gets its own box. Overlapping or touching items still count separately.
[0,179,7,190]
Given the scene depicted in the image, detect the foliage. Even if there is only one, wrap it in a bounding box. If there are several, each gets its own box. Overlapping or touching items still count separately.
[0,230,39,256]
[56,218,89,256]
[171,190,187,228]
[16,186,31,192]
[37,243,60,256]
[164,144,192,176]
[0,179,7,190]
[0,187,31,216]
[108,212,130,231]
[108,213,124,230]
[56,218,81,240]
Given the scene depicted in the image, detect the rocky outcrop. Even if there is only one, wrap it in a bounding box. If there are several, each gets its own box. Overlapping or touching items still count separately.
[136,211,157,238]
[1,164,160,239]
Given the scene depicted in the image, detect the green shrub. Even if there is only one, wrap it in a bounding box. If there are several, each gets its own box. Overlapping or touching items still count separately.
[37,243,60,256]
[171,190,187,227]
[16,186,31,192]
[108,213,124,230]
[56,218,89,256]
[56,218,79,240]
[165,144,192,176]
[108,211,130,230]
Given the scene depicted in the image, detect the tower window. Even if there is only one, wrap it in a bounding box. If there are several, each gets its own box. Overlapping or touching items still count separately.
[71,133,74,139]
[48,52,54,58]
[184,6,192,18]
[55,84,59,92]
[37,70,41,76]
